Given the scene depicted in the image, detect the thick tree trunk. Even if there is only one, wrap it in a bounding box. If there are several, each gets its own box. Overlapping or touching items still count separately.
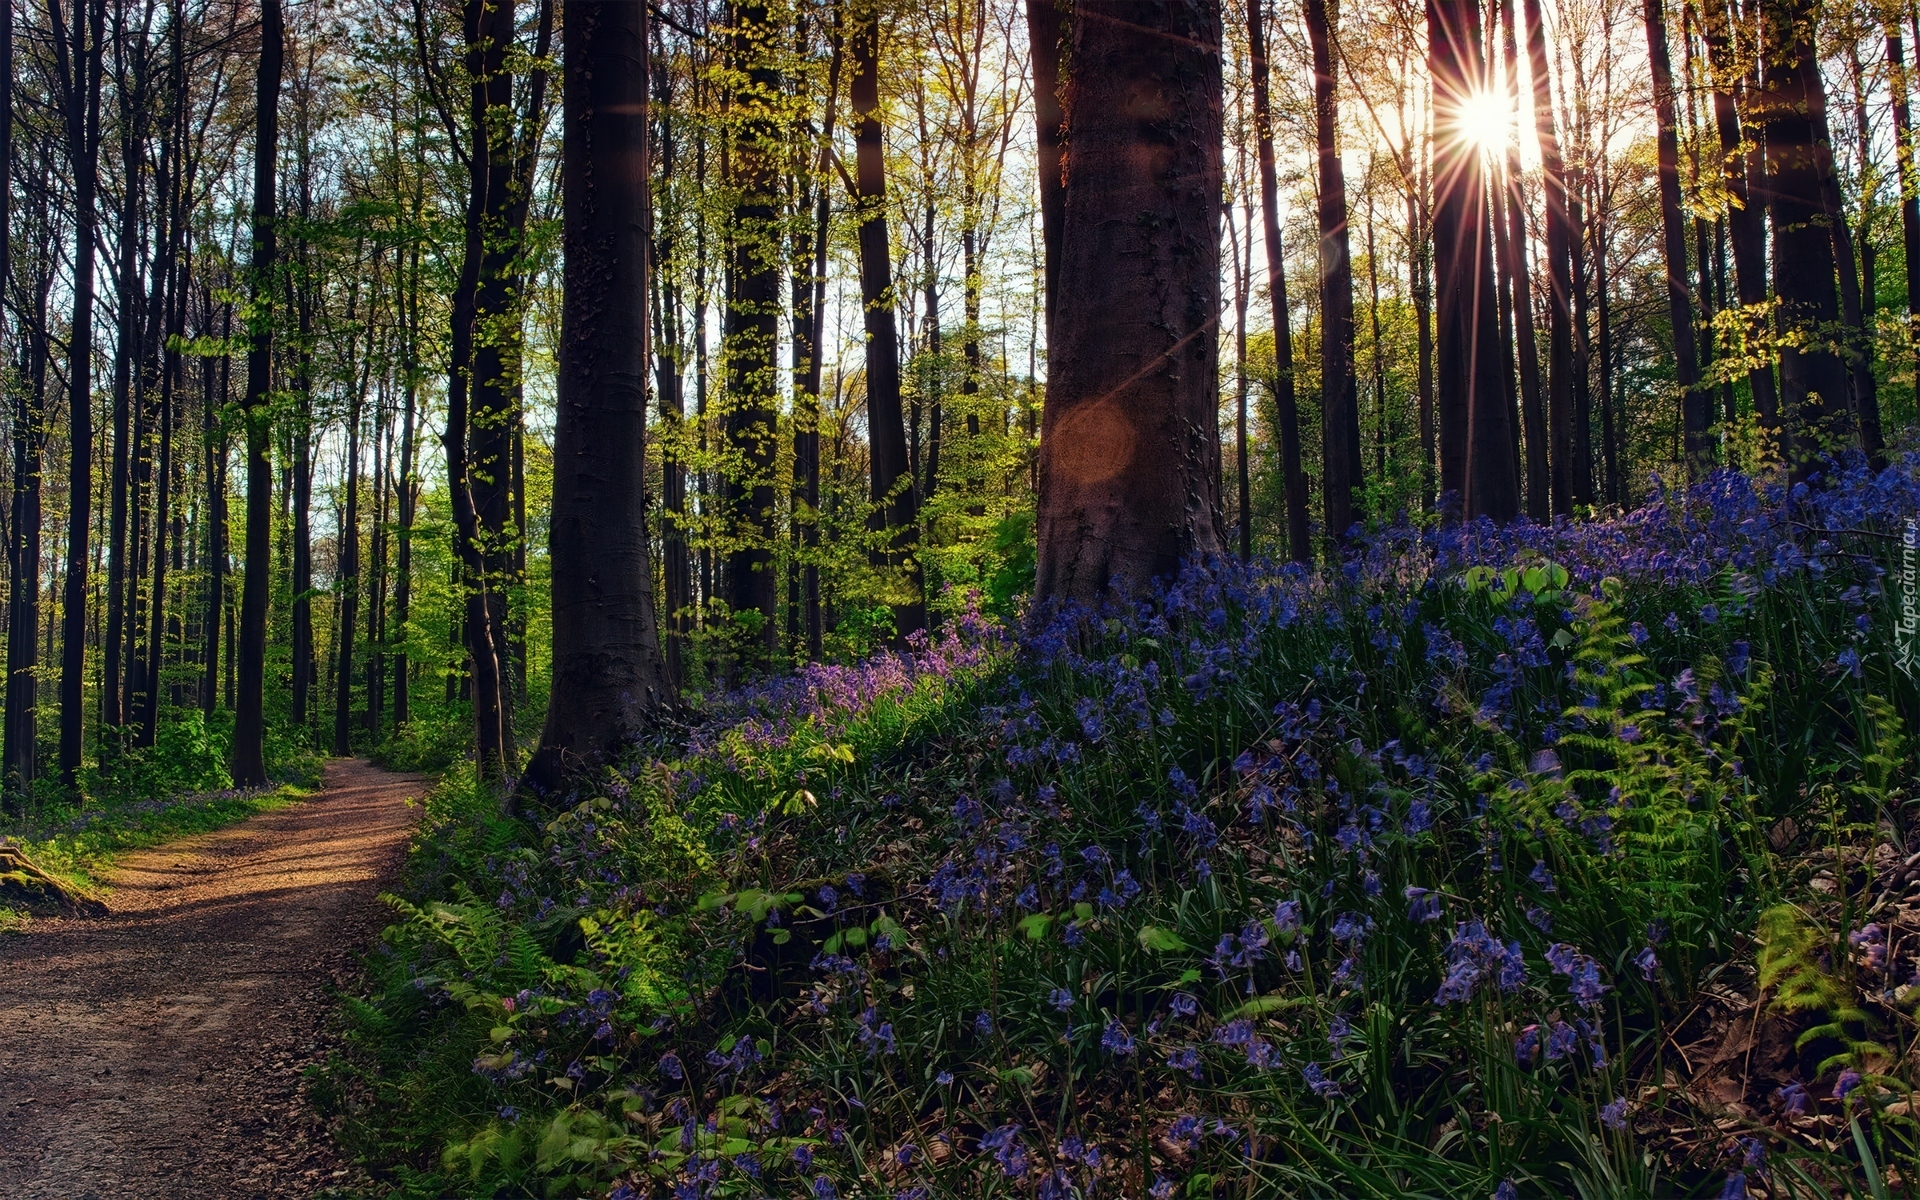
[1306,0,1362,541]
[1429,0,1519,520]
[1033,0,1226,601]
[850,8,925,635]
[1247,0,1309,561]
[523,0,672,793]
[1757,0,1848,479]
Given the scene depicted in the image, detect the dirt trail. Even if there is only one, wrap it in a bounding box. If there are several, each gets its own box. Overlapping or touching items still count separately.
[0,758,424,1199]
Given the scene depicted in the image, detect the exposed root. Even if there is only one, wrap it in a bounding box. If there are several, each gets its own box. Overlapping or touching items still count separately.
[0,842,107,916]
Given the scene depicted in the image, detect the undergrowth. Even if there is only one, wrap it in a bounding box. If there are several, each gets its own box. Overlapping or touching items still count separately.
[328,459,1920,1199]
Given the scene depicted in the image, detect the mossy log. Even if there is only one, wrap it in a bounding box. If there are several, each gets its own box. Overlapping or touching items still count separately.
[0,842,106,916]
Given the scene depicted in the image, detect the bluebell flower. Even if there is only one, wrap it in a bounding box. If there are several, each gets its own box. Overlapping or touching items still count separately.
[1302,1061,1341,1098]
[1167,1113,1203,1149]
[973,1011,995,1037]
[1405,887,1443,923]
[1634,946,1659,981]
[1273,899,1303,934]
[812,1175,839,1199]
[1167,1045,1201,1077]
[1514,1025,1540,1066]
[1525,905,1552,932]
[1599,1096,1628,1130]
[1776,1081,1808,1114]
[1494,1182,1519,1200]
[1834,1068,1863,1102]
[1101,1020,1136,1056]
[1049,987,1073,1012]
[792,1144,815,1169]
[1718,1173,1748,1200]
[1739,1136,1765,1172]
[1529,861,1556,892]
[1545,1021,1578,1061]
[1169,992,1199,1018]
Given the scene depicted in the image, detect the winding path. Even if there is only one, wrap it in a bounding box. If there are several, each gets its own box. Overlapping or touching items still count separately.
[0,758,424,1199]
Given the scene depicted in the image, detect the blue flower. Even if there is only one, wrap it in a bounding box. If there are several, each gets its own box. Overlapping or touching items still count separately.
[1273,899,1303,934]
[1514,1025,1540,1066]
[1634,946,1659,981]
[1494,1182,1519,1200]
[1718,1172,1748,1200]
[1599,1096,1628,1130]
[973,1011,995,1037]
[812,1175,839,1199]
[1776,1081,1808,1114]
[1405,887,1443,923]
[1049,987,1073,1011]
[1101,1020,1136,1056]
[1167,1045,1201,1077]
[1834,1069,1863,1102]
[1302,1061,1341,1098]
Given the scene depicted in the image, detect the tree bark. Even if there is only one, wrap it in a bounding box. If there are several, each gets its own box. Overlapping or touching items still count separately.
[1306,0,1362,541]
[1698,0,1778,440]
[1757,0,1848,479]
[1500,0,1548,520]
[232,0,280,787]
[1889,15,1920,433]
[1027,0,1065,320]
[1642,0,1709,476]
[523,0,673,793]
[55,0,106,787]
[850,6,925,635]
[1429,0,1519,520]
[1247,0,1309,561]
[1033,0,1226,601]
[1521,0,1577,515]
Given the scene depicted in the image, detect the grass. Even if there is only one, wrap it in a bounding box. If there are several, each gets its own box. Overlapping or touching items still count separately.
[325,459,1920,1200]
[1,782,308,899]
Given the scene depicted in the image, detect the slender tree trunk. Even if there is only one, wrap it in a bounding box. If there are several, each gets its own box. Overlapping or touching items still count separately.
[850,6,925,635]
[56,0,106,787]
[392,254,418,729]
[1027,0,1065,320]
[1521,0,1577,515]
[1889,16,1920,432]
[333,380,362,756]
[232,0,280,787]
[1306,0,1361,541]
[1808,47,1883,464]
[5,276,45,801]
[524,0,672,793]
[1500,0,1547,519]
[1642,0,1708,475]
[1233,200,1252,560]
[140,273,177,749]
[1034,0,1226,601]
[201,297,226,716]
[1248,0,1308,560]
[723,0,785,663]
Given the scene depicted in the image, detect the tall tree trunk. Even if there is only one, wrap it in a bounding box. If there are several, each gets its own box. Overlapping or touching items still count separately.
[850,6,925,635]
[1248,0,1308,560]
[333,379,362,756]
[1027,0,1065,319]
[1034,0,1226,601]
[1642,0,1708,475]
[5,265,45,801]
[140,272,178,749]
[1757,0,1848,479]
[1429,0,1519,520]
[392,246,419,729]
[55,0,106,787]
[1499,0,1548,519]
[524,0,672,793]
[104,89,140,733]
[1307,0,1362,541]
[1889,14,1920,430]
[1808,46,1883,465]
[1233,200,1252,560]
[1521,0,1577,515]
[232,0,280,787]
[200,295,226,716]
[1699,0,1779,440]
[724,0,785,662]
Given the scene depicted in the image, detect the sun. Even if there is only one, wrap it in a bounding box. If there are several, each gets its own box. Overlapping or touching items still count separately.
[1449,87,1512,156]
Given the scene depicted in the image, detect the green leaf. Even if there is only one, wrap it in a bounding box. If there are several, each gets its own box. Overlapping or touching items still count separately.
[1137,925,1189,953]
[822,931,842,955]
[841,925,868,948]
[1017,913,1055,940]
[1187,1173,1215,1197]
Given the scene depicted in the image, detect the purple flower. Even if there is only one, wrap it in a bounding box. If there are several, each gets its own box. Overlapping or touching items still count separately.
[1405,887,1443,923]
[1167,1045,1201,1078]
[1634,946,1659,981]
[1514,1025,1540,1065]
[1739,1136,1765,1172]
[1049,987,1073,1012]
[1599,1096,1628,1130]
[1494,1180,1519,1200]
[1776,1081,1808,1115]
[973,1011,995,1037]
[1101,1020,1137,1057]
[1718,1172,1748,1200]
[812,1175,839,1199]
[1273,899,1303,934]
[1833,1068,1863,1103]
[1302,1061,1341,1098]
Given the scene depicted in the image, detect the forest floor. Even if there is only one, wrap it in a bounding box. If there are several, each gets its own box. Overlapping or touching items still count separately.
[0,758,424,1199]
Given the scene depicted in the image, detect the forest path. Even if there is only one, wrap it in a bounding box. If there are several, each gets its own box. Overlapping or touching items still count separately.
[0,758,425,1199]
